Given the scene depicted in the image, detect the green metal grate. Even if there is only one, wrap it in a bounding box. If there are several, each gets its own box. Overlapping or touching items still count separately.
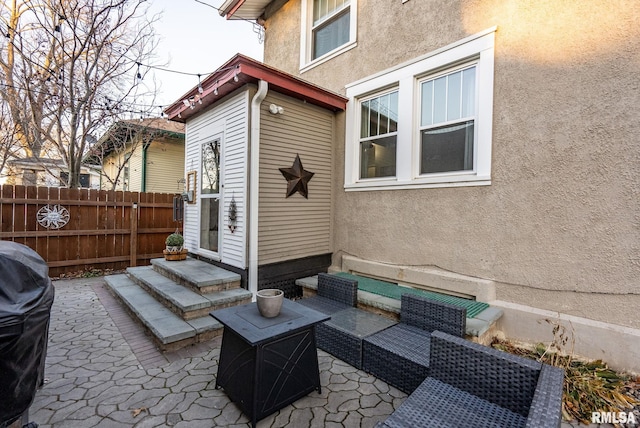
[333,272,489,319]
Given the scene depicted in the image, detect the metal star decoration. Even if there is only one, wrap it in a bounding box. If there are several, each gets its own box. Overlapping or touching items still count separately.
[279,154,315,199]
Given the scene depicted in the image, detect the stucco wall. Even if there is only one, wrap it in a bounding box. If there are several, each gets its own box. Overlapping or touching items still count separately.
[262,0,640,329]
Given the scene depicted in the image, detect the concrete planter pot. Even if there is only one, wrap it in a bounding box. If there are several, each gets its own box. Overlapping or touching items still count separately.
[256,289,284,318]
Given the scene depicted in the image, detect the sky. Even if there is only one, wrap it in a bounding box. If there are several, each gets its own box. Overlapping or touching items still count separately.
[142,0,264,111]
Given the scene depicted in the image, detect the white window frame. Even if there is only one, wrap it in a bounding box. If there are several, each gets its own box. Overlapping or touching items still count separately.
[300,0,358,73]
[344,27,496,191]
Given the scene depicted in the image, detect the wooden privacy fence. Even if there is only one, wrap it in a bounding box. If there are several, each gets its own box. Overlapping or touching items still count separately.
[0,185,182,277]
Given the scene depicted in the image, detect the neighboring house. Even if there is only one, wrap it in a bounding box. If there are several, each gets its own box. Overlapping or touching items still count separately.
[98,118,185,193]
[5,157,101,188]
[169,2,639,370]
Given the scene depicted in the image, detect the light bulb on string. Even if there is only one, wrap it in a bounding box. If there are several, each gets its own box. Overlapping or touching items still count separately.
[55,14,66,32]
[213,80,219,96]
[197,74,203,94]
[136,62,142,81]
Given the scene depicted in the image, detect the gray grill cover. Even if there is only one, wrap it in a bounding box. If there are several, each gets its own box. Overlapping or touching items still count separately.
[0,242,54,427]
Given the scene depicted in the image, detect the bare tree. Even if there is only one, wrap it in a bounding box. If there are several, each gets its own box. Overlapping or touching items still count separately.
[0,101,22,181]
[0,0,159,187]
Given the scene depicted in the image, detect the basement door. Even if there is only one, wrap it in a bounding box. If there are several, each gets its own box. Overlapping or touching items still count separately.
[200,138,221,254]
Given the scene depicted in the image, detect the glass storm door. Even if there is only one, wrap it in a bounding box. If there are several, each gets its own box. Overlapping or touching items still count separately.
[200,139,221,253]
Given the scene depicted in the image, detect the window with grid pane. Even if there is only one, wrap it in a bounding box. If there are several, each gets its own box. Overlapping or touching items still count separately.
[420,65,476,174]
[312,0,350,60]
[359,90,398,179]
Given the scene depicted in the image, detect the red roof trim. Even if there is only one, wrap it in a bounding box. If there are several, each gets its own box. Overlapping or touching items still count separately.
[164,54,347,123]
[226,0,246,19]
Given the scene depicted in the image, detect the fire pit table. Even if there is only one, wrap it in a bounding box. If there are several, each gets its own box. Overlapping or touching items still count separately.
[210,299,329,427]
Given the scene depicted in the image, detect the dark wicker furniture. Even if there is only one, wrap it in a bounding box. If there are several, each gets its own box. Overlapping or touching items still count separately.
[362,293,467,394]
[297,273,358,315]
[378,331,565,428]
[315,307,397,369]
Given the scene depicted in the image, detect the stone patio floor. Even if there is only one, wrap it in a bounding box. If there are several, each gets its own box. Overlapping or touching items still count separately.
[29,277,405,427]
[28,277,613,427]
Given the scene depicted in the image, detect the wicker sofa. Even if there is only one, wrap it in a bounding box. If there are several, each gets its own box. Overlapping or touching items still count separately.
[377,330,565,428]
[362,294,467,394]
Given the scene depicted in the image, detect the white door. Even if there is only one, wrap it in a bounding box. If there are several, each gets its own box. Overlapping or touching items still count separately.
[199,138,222,254]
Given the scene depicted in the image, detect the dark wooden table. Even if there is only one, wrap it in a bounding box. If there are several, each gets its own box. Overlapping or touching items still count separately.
[210,299,329,427]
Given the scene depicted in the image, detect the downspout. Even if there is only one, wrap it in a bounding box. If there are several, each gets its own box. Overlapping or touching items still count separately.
[141,142,149,192]
[249,80,268,298]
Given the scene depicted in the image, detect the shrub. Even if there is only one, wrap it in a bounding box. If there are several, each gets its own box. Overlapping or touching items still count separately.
[165,233,184,247]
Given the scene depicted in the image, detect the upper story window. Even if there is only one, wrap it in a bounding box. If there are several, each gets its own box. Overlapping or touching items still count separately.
[301,0,357,71]
[344,28,496,191]
[313,0,350,59]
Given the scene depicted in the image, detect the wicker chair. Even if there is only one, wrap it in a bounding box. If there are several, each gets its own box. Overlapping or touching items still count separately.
[297,273,358,315]
[362,293,466,394]
[378,330,565,428]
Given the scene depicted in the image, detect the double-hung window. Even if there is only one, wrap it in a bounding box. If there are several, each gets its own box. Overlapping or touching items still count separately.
[344,28,496,190]
[419,65,476,174]
[301,0,357,70]
[359,90,398,179]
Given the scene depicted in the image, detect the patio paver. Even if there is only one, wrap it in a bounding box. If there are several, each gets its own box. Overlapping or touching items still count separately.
[26,277,616,428]
[28,277,406,428]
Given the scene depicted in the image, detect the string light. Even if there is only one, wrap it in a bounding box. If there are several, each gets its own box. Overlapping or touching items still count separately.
[54,14,66,32]
[0,11,258,121]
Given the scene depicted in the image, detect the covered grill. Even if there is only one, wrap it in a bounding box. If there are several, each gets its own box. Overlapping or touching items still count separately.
[0,242,54,428]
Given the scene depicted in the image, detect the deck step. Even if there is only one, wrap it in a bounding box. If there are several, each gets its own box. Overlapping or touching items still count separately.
[104,274,223,351]
[151,257,242,294]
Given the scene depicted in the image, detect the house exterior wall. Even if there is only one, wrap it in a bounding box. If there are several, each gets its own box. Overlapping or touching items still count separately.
[102,150,131,191]
[183,90,250,270]
[261,0,640,331]
[144,138,184,193]
[127,144,144,192]
[257,91,334,265]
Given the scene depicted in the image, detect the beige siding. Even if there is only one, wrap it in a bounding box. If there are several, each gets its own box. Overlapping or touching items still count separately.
[258,91,334,265]
[128,145,143,192]
[101,151,131,191]
[145,138,184,193]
